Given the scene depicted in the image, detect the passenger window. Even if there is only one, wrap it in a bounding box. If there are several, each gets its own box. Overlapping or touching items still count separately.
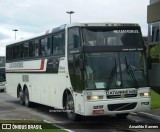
[16,45,21,58]
[13,45,20,59]
[29,41,35,57]
[40,38,50,56]
[53,32,65,55]
[6,46,13,60]
[68,27,81,49]
[22,43,29,58]
[35,40,39,57]
[29,40,39,57]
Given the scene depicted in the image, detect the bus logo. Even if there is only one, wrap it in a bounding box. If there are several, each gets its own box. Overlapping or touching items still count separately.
[2,124,11,129]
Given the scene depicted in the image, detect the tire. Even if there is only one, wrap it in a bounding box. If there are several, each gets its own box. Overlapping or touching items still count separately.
[116,113,129,119]
[66,94,80,121]
[19,89,24,105]
[24,88,31,107]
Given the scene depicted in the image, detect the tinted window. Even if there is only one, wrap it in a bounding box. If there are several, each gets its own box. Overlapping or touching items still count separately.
[82,27,142,47]
[6,46,13,60]
[35,40,39,57]
[53,32,65,55]
[149,23,160,44]
[21,43,29,58]
[13,45,20,59]
[0,57,5,67]
[40,38,50,56]
[68,28,81,49]
[29,41,36,57]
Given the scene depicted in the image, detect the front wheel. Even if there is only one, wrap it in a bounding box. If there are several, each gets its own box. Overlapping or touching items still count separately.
[66,94,81,121]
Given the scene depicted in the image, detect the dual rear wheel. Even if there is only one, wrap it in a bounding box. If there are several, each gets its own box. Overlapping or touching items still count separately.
[19,88,31,107]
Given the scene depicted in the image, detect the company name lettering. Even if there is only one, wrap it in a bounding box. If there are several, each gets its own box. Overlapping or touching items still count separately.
[9,62,23,68]
[106,90,137,95]
[113,30,139,33]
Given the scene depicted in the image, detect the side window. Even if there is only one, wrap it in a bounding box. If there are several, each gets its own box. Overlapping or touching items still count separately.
[29,41,35,57]
[13,45,20,59]
[68,27,81,49]
[6,46,13,60]
[53,32,65,55]
[16,45,21,59]
[35,39,39,57]
[23,43,29,58]
[40,38,50,56]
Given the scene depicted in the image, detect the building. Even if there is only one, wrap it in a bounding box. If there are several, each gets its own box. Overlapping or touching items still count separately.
[148,0,160,45]
[147,0,160,87]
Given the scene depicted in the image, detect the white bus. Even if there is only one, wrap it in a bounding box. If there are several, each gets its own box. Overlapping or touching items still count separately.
[0,56,6,92]
[6,22,150,120]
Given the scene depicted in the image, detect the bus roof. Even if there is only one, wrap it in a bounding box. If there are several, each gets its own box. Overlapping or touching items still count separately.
[67,22,139,28]
[6,22,140,46]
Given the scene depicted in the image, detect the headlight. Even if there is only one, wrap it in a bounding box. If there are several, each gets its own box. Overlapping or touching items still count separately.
[87,95,103,100]
[140,92,150,97]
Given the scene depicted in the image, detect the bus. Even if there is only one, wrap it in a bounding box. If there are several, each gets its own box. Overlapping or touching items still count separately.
[6,22,150,120]
[0,56,6,92]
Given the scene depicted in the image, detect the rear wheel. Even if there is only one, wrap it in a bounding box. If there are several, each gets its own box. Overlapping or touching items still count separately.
[116,113,129,119]
[24,88,31,107]
[66,94,80,121]
[18,88,24,105]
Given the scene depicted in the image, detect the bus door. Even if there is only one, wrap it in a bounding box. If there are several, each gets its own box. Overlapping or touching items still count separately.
[68,53,85,114]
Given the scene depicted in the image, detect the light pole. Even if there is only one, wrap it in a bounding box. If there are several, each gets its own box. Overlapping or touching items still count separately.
[12,29,18,40]
[66,11,75,23]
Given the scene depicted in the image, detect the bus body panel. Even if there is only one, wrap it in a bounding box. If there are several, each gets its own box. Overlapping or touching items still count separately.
[6,57,68,109]
[74,92,85,115]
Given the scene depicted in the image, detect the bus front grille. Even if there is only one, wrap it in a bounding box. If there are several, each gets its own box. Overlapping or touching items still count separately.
[108,102,137,111]
[107,94,137,99]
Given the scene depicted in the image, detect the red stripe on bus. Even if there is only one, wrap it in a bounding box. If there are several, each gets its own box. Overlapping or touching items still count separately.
[40,59,45,70]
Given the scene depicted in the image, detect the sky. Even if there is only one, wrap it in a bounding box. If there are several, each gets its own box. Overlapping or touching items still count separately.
[0,0,149,56]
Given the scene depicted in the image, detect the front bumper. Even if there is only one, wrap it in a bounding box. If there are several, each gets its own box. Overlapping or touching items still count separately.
[84,97,150,116]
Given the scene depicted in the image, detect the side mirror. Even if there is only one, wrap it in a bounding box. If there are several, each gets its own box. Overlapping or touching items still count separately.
[147,56,152,69]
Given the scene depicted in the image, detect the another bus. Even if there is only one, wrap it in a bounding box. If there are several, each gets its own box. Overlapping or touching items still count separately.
[6,22,150,120]
[0,56,6,92]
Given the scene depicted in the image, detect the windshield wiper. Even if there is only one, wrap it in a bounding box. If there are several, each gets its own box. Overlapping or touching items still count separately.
[107,59,117,89]
[125,56,138,88]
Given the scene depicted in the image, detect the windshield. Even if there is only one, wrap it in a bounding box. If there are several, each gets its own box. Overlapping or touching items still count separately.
[84,52,147,90]
[82,27,143,47]
[0,68,6,82]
